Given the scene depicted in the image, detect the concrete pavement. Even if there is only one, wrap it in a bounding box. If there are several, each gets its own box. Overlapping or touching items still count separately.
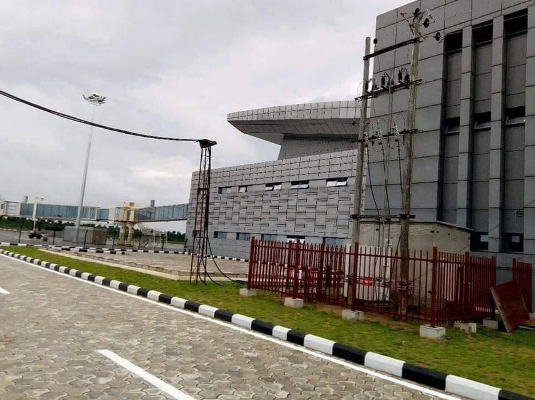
[0,255,458,399]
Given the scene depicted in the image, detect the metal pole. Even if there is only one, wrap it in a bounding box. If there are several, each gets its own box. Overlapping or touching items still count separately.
[247,236,256,290]
[400,15,422,279]
[350,37,371,306]
[352,36,372,244]
[18,220,23,244]
[74,107,96,244]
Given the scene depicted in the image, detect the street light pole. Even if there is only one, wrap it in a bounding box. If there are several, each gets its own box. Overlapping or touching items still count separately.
[74,93,106,243]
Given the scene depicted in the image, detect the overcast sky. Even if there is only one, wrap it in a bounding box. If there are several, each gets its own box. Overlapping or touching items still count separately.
[0,0,408,231]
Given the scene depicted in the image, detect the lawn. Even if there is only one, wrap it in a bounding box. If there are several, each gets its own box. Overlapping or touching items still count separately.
[5,246,535,397]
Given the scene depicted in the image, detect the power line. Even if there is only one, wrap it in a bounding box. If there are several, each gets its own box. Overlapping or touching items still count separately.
[0,89,205,143]
[366,151,381,216]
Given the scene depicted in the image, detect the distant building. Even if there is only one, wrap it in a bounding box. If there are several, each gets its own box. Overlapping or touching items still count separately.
[186,0,535,289]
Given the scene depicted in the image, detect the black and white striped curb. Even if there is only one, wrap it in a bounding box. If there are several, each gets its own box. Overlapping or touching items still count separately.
[48,246,126,255]
[0,248,530,400]
[0,242,46,247]
[61,247,249,262]
[0,243,248,262]
[0,244,125,255]
[0,228,17,232]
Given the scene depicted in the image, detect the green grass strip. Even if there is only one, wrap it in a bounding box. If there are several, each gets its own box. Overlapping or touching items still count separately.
[5,246,535,396]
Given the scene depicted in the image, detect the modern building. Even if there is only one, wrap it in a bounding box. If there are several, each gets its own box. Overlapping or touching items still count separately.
[186,0,535,299]
[186,102,361,258]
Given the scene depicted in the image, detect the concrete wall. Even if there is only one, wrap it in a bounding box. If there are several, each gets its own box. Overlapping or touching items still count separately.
[359,221,471,254]
[63,226,107,245]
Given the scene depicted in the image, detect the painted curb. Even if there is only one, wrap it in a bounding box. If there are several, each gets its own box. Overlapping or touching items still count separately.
[0,243,248,262]
[0,248,532,400]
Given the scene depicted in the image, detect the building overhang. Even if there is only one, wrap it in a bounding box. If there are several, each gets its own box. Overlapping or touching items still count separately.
[228,100,361,145]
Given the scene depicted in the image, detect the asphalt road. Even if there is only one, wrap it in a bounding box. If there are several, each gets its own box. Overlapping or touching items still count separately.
[0,255,458,399]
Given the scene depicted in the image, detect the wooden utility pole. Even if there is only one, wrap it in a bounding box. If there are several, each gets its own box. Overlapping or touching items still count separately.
[400,11,423,278]
[352,36,371,245]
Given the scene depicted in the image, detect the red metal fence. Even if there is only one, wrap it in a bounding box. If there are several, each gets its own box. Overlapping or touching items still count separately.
[513,259,533,313]
[247,239,349,305]
[247,237,497,325]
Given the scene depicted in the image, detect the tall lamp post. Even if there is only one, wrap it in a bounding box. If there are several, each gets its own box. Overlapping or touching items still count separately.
[74,93,106,243]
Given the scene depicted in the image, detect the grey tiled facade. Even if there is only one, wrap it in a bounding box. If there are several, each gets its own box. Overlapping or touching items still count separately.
[187,149,358,258]
[370,0,535,275]
[187,0,535,310]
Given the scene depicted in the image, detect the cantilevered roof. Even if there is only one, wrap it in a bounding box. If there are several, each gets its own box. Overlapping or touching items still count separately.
[227,100,361,145]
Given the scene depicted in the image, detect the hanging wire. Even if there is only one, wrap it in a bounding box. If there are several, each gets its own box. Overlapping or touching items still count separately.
[207,237,244,285]
[0,89,206,143]
[366,147,381,216]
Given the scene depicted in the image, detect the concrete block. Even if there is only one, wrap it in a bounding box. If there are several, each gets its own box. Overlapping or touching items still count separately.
[420,325,446,340]
[482,319,499,330]
[303,334,335,354]
[342,310,365,321]
[239,288,257,297]
[284,297,304,308]
[365,352,404,377]
[447,375,502,400]
[454,321,477,334]
[231,314,254,329]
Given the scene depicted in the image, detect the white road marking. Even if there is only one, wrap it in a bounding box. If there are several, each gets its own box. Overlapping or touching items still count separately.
[0,253,459,400]
[97,349,195,400]
[0,286,10,294]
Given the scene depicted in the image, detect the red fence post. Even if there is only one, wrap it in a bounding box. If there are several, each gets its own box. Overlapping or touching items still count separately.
[285,241,293,294]
[351,242,360,311]
[317,244,325,301]
[293,241,301,299]
[247,236,256,290]
[430,247,438,327]
[464,251,471,320]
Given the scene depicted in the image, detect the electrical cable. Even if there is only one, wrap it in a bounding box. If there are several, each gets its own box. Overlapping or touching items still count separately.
[207,236,244,285]
[366,149,381,217]
[0,89,206,143]
[203,258,221,286]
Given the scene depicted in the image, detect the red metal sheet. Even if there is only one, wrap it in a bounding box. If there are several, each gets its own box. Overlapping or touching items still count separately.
[490,281,530,332]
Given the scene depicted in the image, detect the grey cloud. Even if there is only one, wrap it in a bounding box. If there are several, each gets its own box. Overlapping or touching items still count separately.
[0,0,408,230]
